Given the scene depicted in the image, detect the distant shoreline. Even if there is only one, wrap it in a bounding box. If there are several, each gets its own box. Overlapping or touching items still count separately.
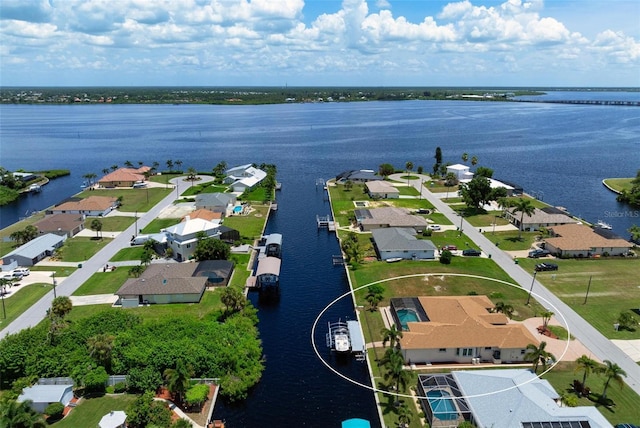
[602,177,633,195]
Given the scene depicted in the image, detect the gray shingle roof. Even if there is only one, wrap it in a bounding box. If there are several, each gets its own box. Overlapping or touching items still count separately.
[3,233,64,259]
[372,228,436,252]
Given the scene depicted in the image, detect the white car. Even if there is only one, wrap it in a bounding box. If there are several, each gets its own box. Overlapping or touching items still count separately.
[13,267,30,276]
[427,224,442,231]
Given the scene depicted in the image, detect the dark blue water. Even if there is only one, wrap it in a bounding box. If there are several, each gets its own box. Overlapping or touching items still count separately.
[1,98,639,425]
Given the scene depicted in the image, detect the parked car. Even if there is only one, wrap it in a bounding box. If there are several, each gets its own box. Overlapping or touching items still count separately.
[0,273,13,281]
[528,248,551,258]
[441,245,458,251]
[462,248,481,256]
[13,267,30,276]
[427,224,441,231]
[535,262,558,272]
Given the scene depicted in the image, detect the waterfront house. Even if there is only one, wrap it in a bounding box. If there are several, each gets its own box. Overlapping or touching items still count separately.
[544,223,633,257]
[371,228,436,260]
[163,217,221,262]
[33,213,85,238]
[49,196,118,217]
[194,193,237,217]
[505,206,578,231]
[18,384,74,414]
[2,233,65,266]
[224,164,267,193]
[355,207,428,232]
[392,296,536,365]
[365,180,399,199]
[335,169,383,183]
[446,164,473,180]
[418,369,612,428]
[182,208,223,223]
[98,166,150,188]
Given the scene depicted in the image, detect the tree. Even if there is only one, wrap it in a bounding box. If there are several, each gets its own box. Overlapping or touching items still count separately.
[405,161,413,185]
[166,160,174,171]
[82,172,97,187]
[128,265,144,278]
[187,167,197,182]
[381,324,403,349]
[344,180,353,191]
[461,152,468,163]
[493,301,514,319]
[90,218,103,239]
[184,383,209,412]
[459,176,500,210]
[541,310,554,330]
[220,287,246,314]
[378,163,395,178]
[629,224,640,243]
[0,398,47,428]
[474,166,493,178]
[471,156,478,166]
[83,366,109,393]
[102,168,110,175]
[175,160,183,171]
[617,311,637,331]
[127,392,172,428]
[444,172,458,187]
[87,333,116,369]
[212,161,227,178]
[380,348,412,406]
[575,355,599,395]
[439,249,452,264]
[140,249,154,266]
[194,237,230,261]
[365,284,384,312]
[50,296,72,319]
[396,400,412,428]
[512,198,535,239]
[341,232,363,267]
[496,197,513,213]
[124,160,134,168]
[616,169,640,207]
[524,341,555,373]
[164,359,194,405]
[434,147,442,165]
[44,402,65,419]
[600,359,627,401]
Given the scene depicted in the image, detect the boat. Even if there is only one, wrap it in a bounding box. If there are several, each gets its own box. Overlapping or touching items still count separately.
[596,220,612,230]
[28,184,41,193]
[385,257,403,263]
[327,321,351,353]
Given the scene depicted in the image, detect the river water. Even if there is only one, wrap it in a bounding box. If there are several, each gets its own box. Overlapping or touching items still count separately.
[1,95,639,425]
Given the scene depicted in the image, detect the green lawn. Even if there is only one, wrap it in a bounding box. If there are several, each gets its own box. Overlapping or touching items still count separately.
[0,213,46,257]
[56,237,113,262]
[603,178,633,193]
[110,247,147,262]
[53,394,137,428]
[465,212,510,228]
[396,185,420,196]
[542,362,640,425]
[77,188,171,212]
[223,205,270,242]
[85,216,135,232]
[0,283,52,328]
[141,218,180,233]
[72,267,132,296]
[517,257,640,340]
[490,230,539,251]
[425,212,453,226]
[182,181,228,196]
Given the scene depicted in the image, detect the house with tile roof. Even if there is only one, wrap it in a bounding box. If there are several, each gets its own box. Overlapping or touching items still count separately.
[33,213,85,238]
[355,207,429,232]
[505,206,579,231]
[365,180,399,199]
[418,369,612,428]
[98,166,150,188]
[49,196,118,217]
[163,217,221,261]
[392,295,537,365]
[182,208,223,223]
[371,228,436,260]
[544,223,633,257]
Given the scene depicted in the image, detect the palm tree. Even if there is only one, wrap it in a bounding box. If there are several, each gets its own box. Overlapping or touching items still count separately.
[102,168,110,175]
[175,160,183,171]
[471,155,478,166]
[381,324,403,349]
[575,355,599,395]
[541,310,554,330]
[629,224,640,243]
[512,198,535,240]
[405,161,413,185]
[600,359,627,401]
[381,348,412,406]
[493,301,514,319]
[124,160,134,168]
[128,265,144,278]
[0,399,47,428]
[110,164,119,171]
[87,333,116,369]
[90,218,103,239]
[524,341,555,373]
[164,359,194,405]
[461,152,469,163]
[50,296,72,319]
[166,160,174,171]
[396,400,412,428]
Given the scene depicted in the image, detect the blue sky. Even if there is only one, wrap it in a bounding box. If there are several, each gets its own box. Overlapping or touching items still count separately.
[1,0,638,87]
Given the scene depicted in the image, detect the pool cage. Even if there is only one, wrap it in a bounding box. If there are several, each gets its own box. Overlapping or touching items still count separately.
[389,297,429,331]
[417,374,472,428]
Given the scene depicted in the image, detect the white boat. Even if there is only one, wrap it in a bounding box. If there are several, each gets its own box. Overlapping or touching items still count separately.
[327,321,351,353]
[385,257,403,263]
[28,184,41,193]
[596,220,612,230]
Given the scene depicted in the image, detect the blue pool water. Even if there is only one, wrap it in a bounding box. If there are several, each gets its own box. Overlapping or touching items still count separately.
[233,206,242,214]
[427,389,459,421]
[396,308,419,330]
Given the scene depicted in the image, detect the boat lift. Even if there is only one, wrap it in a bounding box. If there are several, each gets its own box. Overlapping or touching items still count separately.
[326,319,366,361]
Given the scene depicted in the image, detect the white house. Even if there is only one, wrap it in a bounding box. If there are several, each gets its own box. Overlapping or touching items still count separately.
[163,218,221,262]
[18,384,74,413]
[446,164,473,180]
[224,164,267,193]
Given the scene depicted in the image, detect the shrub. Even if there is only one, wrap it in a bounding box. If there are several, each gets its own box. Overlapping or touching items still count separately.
[83,366,108,393]
[45,402,65,418]
[113,381,128,393]
[439,250,452,264]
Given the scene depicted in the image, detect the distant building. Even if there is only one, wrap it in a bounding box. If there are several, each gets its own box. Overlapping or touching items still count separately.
[336,169,382,183]
[224,164,267,193]
[98,166,150,188]
[2,233,65,266]
[446,164,473,180]
[163,217,221,262]
[355,207,428,232]
[505,206,579,231]
[49,196,118,217]
[365,181,399,199]
[194,193,237,217]
[371,228,436,260]
[544,223,633,257]
[33,213,85,238]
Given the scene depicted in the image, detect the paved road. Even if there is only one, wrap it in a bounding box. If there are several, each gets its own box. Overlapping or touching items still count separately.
[392,173,640,395]
[0,176,213,339]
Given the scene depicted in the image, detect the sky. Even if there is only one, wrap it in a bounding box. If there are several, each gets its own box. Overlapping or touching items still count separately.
[1,0,639,87]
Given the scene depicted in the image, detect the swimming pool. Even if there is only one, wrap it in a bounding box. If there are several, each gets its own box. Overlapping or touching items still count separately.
[427,389,459,421]
[233,206,242,214]
[396,308,419,330]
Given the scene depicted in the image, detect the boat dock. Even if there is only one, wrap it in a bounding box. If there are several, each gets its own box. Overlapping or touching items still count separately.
[326,319,366,361]
[317,215,336,231]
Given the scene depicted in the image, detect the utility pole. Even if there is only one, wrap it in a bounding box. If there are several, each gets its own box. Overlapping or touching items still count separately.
[526,270,537,306]
[583,275,592,304]
[52,272,57,299]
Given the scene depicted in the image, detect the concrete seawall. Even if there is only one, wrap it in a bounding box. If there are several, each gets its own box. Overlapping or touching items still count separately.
[602,178,623,195]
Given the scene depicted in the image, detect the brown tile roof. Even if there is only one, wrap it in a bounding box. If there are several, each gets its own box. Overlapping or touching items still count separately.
[116,263,206,295]
[182,209,223,222]
[54,196,117,212]
[545,223,632,251]
[99,167,147,183]
[399,296,536,350]
[34,213,84,233]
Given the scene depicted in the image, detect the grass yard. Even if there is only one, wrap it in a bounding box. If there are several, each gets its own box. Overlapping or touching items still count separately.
[54,394,138,428]
[465,211,510,228]
[490,230,539,251]
[223,204,270,241]
[396,185,420,196]
[72,267,132,296]
[517,257,640,340]
[141,218,180,233]
[78,188,170,212]
[426,183,459,193]
[603,178,633,194]
[181,180,228,196]
[0,283,52,328]
[110,247,147,262]
[240,186,272,203]
[56,237,113,262]
[228,254,252,288]
[0,213,46,257]
[84,216,136,232]
[425,212,453,226]
[542,362,640,425]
